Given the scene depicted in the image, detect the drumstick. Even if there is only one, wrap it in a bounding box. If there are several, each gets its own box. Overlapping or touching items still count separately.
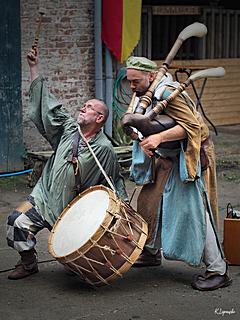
[31,8,45,57]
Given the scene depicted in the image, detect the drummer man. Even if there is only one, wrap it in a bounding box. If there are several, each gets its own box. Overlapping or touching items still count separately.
[6,48,128,280]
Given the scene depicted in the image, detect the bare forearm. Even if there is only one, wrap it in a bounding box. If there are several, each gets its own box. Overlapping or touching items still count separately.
[158,125,187,143]
[30,65,39,82]
[140,124,187,157]
[27,49,39,82]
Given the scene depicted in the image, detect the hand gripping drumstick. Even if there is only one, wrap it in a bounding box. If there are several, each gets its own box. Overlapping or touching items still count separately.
[121,67,225,137]
[134,22,208,115]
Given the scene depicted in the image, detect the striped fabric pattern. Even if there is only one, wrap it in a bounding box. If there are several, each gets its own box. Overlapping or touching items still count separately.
[102,0,142,62]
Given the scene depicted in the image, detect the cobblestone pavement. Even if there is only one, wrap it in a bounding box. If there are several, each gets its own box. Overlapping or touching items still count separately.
[0,125,239,320]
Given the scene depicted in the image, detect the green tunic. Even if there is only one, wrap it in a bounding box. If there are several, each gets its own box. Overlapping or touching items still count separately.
[28,76,128,226]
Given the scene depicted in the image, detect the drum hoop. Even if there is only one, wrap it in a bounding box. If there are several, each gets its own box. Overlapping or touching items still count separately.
[48,185,119,260]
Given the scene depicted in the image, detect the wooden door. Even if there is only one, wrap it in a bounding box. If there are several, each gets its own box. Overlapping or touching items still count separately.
[0,0,24,172]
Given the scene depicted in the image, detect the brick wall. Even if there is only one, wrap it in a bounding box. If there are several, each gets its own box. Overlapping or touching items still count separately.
[21,0,95,151]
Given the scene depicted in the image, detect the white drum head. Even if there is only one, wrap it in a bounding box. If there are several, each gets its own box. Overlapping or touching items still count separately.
[51,189,110,257]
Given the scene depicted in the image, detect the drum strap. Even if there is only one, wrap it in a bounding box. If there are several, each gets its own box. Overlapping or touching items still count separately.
[78,126,116,192]
[68,130,81,194]
[68,127,116,194]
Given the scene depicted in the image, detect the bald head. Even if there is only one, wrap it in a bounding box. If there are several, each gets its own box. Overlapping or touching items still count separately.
[93,99,109,124]
[77,98,110,133]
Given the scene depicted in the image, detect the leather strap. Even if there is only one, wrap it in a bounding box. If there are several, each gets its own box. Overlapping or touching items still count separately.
[200,135,211,171]
[67,130,81,194]
[78,126,116,192]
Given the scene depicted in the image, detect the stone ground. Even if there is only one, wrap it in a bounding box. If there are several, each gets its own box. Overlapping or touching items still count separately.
[0,125,240,320]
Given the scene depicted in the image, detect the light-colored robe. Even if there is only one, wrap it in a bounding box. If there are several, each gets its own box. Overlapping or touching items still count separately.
[130,75,220,265]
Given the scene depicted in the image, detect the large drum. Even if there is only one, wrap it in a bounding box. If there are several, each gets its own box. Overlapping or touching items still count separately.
[48,185,148,287]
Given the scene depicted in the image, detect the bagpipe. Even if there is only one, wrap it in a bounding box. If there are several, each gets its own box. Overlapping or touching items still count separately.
[120,22,225,150]
[121,67,225,150]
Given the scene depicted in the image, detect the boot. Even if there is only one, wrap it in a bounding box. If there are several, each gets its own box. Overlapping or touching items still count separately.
[133,248,162,267]
[8,249,39,280]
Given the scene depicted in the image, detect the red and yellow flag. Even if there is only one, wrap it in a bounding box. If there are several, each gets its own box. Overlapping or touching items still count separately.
[102,0,142,63]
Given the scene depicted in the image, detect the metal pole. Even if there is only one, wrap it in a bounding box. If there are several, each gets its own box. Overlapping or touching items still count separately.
[94,0,103,100]
[104,46,113,136]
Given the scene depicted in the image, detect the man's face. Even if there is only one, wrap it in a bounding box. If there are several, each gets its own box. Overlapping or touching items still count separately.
[127,69,154,96]
[77,99,104,126]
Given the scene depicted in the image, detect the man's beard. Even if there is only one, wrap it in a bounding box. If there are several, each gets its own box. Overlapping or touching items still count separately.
[135,89,147,97]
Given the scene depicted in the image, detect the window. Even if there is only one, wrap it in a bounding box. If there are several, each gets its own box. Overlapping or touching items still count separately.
[134,5,240,59]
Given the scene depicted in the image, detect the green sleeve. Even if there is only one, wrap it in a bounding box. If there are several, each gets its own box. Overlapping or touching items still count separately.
[100,147,128,202]
[28,75,74,150]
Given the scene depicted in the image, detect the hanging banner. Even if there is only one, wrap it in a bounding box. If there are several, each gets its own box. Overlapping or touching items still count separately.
[102,0,142,63]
